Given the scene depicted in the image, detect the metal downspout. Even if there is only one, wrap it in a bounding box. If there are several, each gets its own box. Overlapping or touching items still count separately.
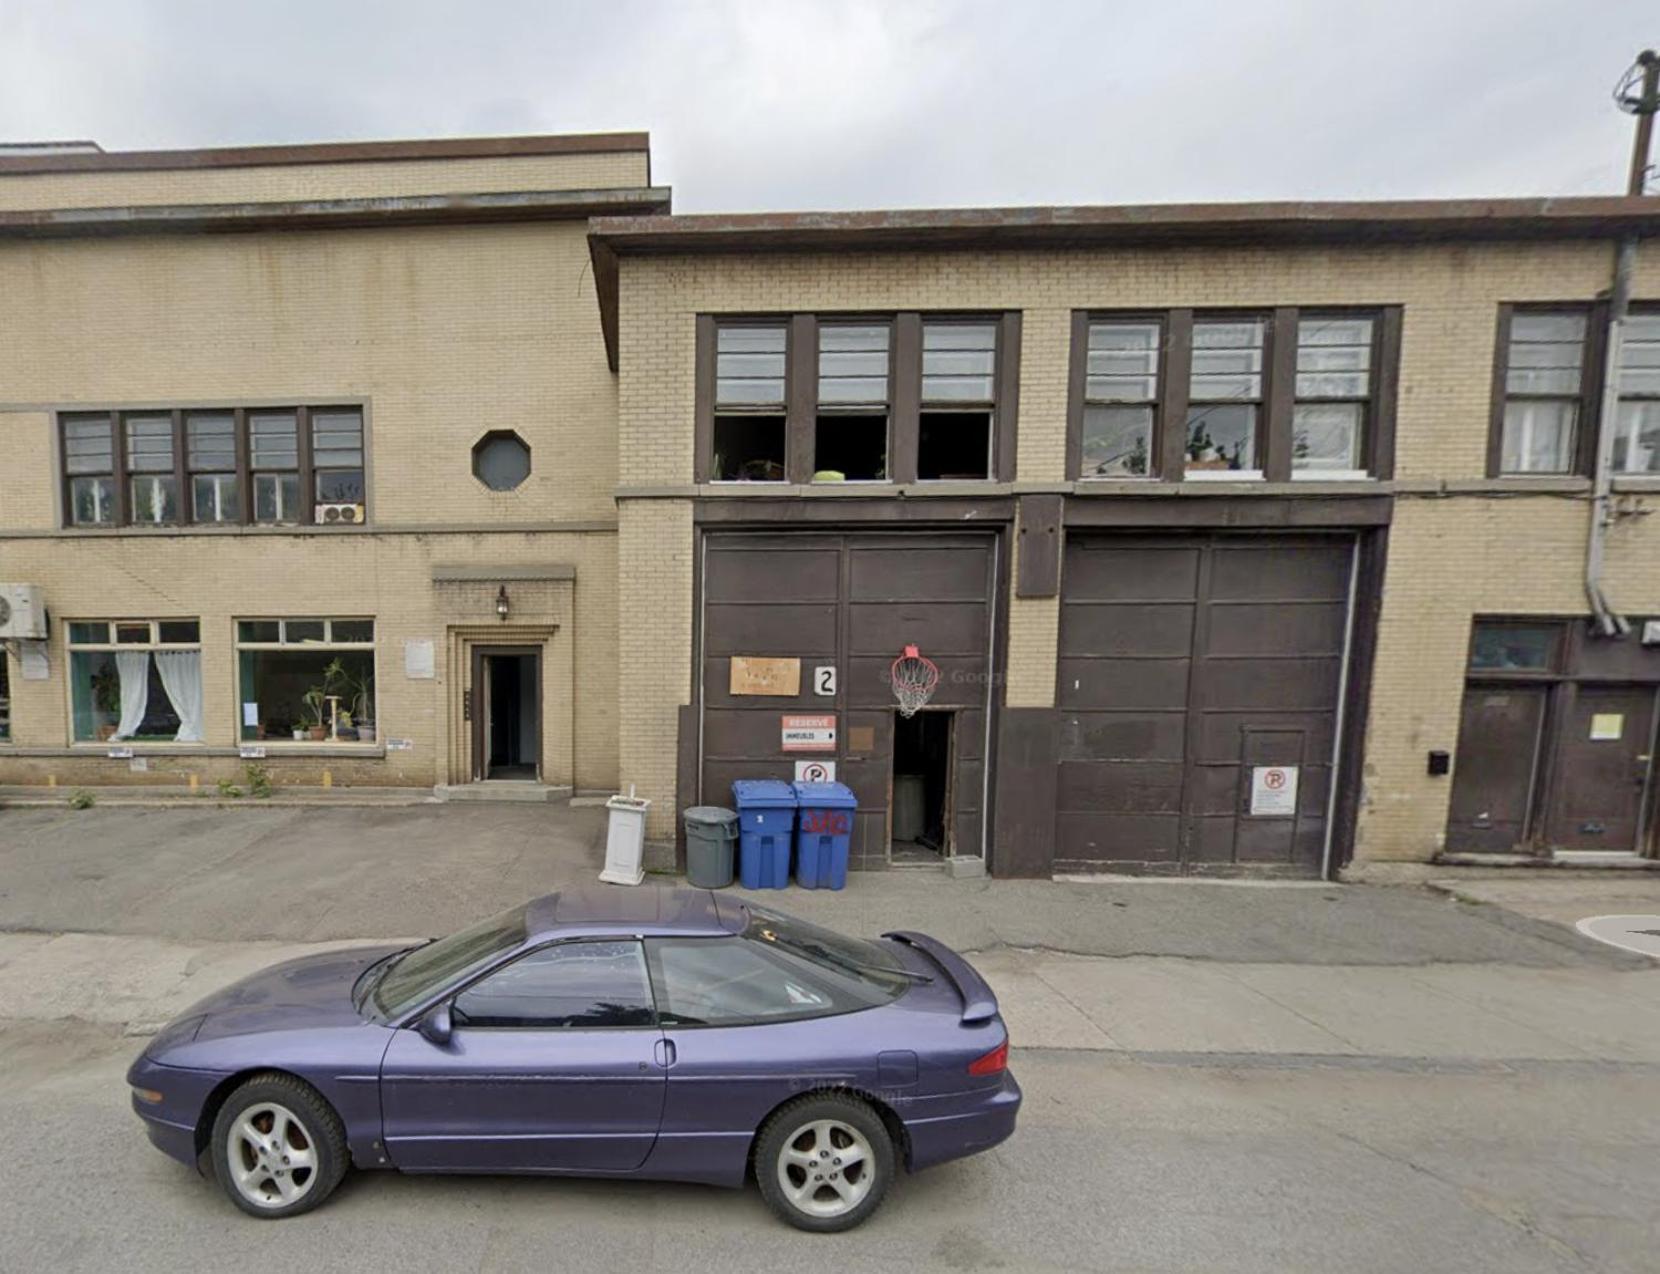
[1585,237,1636,639]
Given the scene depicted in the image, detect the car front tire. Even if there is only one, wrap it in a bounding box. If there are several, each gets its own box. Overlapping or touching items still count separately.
[755,1092,895,1232]
[210,1074,348,1219]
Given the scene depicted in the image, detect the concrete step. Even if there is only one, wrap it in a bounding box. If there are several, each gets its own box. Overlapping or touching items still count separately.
[433,782,572,804]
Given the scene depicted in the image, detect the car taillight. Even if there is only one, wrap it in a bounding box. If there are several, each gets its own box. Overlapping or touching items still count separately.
[967,1039,1008,1076]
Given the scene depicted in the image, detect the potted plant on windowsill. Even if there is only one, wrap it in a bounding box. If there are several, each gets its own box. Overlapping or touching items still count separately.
[347,666,375,743]
[92,664,121,741]
[302,687,328,741]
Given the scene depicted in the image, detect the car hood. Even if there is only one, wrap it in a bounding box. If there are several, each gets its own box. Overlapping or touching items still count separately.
[158,943,407,1050]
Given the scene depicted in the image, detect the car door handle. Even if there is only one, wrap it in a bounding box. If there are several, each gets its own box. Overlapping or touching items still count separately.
[653,1038,677,1069]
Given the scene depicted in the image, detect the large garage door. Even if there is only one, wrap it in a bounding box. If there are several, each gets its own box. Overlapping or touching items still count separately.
[700,532,998,869]
[1057,534,1354,875]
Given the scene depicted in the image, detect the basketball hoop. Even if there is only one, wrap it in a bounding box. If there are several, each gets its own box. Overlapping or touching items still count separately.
[890,644,940,718]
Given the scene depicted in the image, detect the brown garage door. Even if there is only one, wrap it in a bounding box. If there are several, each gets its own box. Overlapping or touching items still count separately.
[700,531,998,869]
[1057,533,1354,875]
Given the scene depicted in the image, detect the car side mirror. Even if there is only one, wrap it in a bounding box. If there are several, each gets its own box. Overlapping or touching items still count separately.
[417,1003,453,1046]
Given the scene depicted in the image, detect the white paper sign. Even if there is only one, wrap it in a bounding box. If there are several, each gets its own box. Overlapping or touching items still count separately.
[128,756,148,773]
[404,639,435,680]
[240,745,267,759]
[795,760,837,783]
[814,665,837,696]
[20,641,49,680]
[242,702,260,727]
[1249,765,1298,817]
[107,746,134,759]
[386,737,414,751]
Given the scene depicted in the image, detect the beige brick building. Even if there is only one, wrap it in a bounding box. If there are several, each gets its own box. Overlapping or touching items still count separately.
[4,135,1660,875]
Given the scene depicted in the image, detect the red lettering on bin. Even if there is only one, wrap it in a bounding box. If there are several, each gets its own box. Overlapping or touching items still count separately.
[801,810,850,836]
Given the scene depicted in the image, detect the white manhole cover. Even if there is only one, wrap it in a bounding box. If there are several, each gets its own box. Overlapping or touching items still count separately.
[1575,914,1660,958]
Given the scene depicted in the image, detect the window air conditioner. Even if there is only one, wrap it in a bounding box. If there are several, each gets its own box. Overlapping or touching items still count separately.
[0,584,47,639]
[314,503,365,525]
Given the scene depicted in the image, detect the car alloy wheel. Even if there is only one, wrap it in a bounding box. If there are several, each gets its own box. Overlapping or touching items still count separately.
[226,1101,319,1210]
[776,1117,877,1219]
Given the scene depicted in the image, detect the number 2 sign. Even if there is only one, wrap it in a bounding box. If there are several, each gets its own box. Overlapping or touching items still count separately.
[814,665,837,696]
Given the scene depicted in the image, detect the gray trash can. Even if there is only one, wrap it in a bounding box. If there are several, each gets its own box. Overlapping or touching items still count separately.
[684,805,739,888]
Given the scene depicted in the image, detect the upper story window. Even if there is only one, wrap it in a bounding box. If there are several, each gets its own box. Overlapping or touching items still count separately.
[57,405,365,529]
[1070,307,1398,482]
[697,312,1019,485]
[920,321,998,480]
[1186,319,1266,476]
[816,322,890,481]
[1613,312,1660,475]
[712,324,788,481]
[1294,315,1375,477]
[1494,310,1593,475]
[1080,320,1160,477]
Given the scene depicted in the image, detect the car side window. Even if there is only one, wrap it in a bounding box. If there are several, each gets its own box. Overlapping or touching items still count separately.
[451,940,655,1029]
[645,937,845,1026]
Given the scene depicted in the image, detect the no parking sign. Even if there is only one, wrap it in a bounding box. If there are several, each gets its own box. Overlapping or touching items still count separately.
[1249,765,1298,817]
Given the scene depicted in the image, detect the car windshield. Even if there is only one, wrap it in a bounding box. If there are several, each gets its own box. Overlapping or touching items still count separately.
[372,904,528,1019]
[740,901,912,998]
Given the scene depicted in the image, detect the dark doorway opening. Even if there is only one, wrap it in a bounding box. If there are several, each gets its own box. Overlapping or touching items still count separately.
[892,710,953,863]
[472,648,541,781]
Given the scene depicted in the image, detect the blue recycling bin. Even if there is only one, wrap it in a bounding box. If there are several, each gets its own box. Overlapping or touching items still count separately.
[731,779,797,889]
[792,781,857,890]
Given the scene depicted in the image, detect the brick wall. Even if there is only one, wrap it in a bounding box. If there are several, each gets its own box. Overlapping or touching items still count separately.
[0,150,648,211]
[612,239,1660,863]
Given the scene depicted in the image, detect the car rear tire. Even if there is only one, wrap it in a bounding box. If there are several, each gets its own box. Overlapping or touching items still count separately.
[210,1074,348,1219]
[755,1092,895,1232]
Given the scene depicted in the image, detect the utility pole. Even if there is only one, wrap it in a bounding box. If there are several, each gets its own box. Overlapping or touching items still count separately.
[1620,48,1659,195]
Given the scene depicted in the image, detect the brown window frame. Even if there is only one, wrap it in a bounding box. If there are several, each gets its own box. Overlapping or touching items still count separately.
[1486,303,1606,479]
[56,404,366,529]
[1068,305,1401,482]
[695,311,1020,485]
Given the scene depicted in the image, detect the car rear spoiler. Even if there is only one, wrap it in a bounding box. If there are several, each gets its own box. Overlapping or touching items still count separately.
[882,930,999,1024]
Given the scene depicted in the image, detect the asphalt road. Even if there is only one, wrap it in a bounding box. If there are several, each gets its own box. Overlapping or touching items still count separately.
[5,1020,1655,1274]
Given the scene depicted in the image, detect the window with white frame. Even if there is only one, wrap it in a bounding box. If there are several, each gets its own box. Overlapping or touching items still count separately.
[918,321,998,480]
[1081,320,1161,477]
[1293,315,1375,475]
[1614,311,1660,475]
[67,620,203,743]
[712,324,788,482]
[1498,311,1589,474]
[235,618,376,743]
[1186,319,1266,475]
[815,322,890,481]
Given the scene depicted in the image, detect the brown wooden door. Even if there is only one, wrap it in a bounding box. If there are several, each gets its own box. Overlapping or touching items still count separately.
[1444,685,1547,853]
[1544,685,1657,852]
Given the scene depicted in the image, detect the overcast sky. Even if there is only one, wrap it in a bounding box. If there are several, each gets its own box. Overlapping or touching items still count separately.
[1,1,1655,211]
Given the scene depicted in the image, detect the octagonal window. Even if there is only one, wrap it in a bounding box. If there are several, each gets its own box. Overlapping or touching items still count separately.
[473,430,531,491]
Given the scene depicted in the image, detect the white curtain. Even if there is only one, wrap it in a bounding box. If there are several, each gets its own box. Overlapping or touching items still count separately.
[153,650,204,743]
[112,651,150,740]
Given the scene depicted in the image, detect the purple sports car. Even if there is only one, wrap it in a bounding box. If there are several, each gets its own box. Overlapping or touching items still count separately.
[128,887,1020,1231]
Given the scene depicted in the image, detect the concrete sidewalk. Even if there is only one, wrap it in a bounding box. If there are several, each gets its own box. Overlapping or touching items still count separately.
[0,804,1642,968]
[8,928,1658,1067]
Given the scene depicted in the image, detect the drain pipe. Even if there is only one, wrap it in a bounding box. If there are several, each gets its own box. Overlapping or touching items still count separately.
[1585,235,1636,639]
[1592,50,1660,637]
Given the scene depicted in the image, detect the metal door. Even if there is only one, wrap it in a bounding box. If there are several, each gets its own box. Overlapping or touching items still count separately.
[1056,533,1354,874]
[1444,685,1548,852]
[1544,684,1658,852]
